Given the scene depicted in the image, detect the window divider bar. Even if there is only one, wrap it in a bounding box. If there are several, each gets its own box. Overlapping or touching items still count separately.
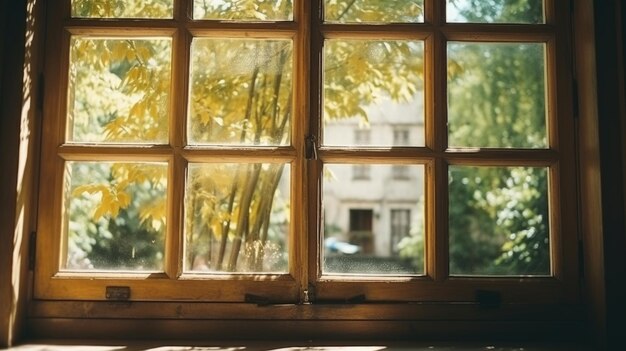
[307,0,324,291]
[442,28,555,42]
[64,21,179,35]
[432,158,449,282]
[185,22,298,37]
[429,0,445,26]
[320,24,434,39]
[293,0,313,302]
[166,8,191,279]
[175,0,191,22]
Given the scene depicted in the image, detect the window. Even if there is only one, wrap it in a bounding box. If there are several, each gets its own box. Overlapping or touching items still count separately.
[352,130,371,179]
[393,129,410,146]
[352,164,371,180]
[390,209,411,255]
[35,0,579,308]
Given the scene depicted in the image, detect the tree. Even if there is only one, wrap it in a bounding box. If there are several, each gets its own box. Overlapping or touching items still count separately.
[444,0,549,275]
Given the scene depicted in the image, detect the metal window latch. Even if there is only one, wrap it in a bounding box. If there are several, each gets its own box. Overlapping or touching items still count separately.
[305,135,318,160]
[106,286,131,301]
[303,289,311,305]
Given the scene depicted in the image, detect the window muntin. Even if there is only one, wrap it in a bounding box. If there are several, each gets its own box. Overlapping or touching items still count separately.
[35,0,578,304]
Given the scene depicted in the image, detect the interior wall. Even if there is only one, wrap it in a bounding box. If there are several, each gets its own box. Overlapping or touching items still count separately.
[574,0,606,348]
[0,0,42,347]
[594,0,626,349]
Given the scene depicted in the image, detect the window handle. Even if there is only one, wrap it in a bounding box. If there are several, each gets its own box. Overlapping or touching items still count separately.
[305,135,318,160]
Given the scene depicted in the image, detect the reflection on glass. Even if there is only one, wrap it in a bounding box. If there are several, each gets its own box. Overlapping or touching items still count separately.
[448,166,550,276]
[68,38,171,144]
[323,40,424,147]
[189,39,293,146]
[71,0,173,18]
[63,162,168,271]
[185,163,290,273]
[447,0,543,23]
[193,0,293,20]
[325,0,424,23]
[447,42,547,148]
[323,164,425,275]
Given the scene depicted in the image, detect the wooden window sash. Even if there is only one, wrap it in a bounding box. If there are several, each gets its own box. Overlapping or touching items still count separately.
[35,0,579,305]
[309,0,579,304]
[35,0,307,302]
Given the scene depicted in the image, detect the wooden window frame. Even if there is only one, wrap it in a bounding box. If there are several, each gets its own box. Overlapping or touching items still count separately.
[309,0,578,304]
[32,0,580,322]
[35,0,309,302]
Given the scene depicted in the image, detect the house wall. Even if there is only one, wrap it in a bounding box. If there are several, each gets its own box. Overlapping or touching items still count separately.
[323,94,425,256]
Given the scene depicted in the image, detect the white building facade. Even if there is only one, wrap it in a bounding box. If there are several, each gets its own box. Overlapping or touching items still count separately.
[322,93,425,272]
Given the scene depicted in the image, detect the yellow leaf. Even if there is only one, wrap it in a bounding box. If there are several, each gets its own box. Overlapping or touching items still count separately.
[117,191,131,208]
[126,49,136,62]
[137,46,152,62]
[111,43,126,61]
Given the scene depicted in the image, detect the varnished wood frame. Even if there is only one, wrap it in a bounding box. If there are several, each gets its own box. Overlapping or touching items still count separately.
[34,0,306,302]
[310,0,579,304]
[33,0,579,307]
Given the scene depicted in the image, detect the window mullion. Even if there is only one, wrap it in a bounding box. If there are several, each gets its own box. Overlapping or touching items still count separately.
[306,0,324,292]
[430,1,448,281]
[165,14,190,279]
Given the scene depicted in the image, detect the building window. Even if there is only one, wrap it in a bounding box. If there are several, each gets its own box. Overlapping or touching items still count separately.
[354,129,371,146]
[352,164,371,180]
[352,130,371,179]
[35,0,578,308]
[393,129,410,146]
[392,165,410,180]
[390,209,411,255]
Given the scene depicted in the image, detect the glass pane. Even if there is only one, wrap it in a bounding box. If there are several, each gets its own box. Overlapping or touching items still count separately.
[324,40,424,147]
[325,0,424,23]
[447,42,546,148]
[447,0,543,23]
[193,0,293,20]
[68,38,172,144]
[63,162,168,271]
[189,39,293,146]
[449,166,550,276]
[185,163,290,273]
[323,164,425,275]
[71,0,173,18]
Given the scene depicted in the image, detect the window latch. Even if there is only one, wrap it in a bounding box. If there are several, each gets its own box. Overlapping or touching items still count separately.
[106,286,131,301]
[305,135,318,160]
